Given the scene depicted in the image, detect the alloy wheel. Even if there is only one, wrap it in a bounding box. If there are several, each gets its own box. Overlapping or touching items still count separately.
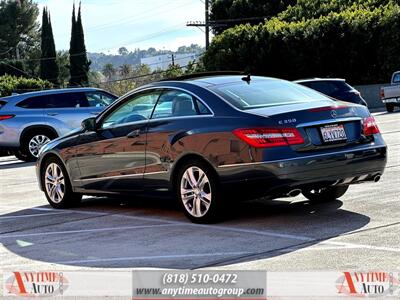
[44,163,65,204]
[29,135,50,157]
[180,166,212,218]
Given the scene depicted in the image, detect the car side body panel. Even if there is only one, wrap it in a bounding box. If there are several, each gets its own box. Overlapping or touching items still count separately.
[36,77,387,204]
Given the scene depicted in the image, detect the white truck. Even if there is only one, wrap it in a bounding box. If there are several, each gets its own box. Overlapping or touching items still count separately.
[380,71,400,112]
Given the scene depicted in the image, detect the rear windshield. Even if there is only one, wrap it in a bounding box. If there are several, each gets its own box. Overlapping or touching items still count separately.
[300,80,353,94]
[211,80,331,110]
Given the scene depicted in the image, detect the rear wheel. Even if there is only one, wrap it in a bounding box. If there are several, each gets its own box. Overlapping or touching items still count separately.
[302,185,349,202]
[20,130,56,161]
[176,160,222,223]
[386,103,395,113]
[42,157,82,208]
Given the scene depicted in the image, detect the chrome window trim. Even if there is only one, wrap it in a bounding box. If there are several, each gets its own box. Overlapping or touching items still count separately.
[96,85,215,130]
[217,145,385,168]
[150,86,215,119]
[75,171,168,182]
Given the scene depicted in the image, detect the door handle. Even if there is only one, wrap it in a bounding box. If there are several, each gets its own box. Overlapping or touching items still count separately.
[47,112,58,116]
[127,129,140,138]
[90,112,99,115]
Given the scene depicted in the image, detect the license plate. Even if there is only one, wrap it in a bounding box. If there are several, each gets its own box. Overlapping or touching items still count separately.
[320,124,347,143]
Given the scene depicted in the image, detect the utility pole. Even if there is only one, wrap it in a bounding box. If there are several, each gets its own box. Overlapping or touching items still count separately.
[187,0,213,49]
[171,53,175,66]
[205,0,209,49]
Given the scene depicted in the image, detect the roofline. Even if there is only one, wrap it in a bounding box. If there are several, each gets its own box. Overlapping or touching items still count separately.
[294,78,346,83]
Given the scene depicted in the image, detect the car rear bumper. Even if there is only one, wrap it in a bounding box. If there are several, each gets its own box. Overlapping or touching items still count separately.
[382,98,400,104]
[217,144,387,199]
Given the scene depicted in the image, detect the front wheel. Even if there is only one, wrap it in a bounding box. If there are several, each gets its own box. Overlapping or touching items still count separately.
[176,160,222,223]
[302,185,349,202]
[386,103,395,113]
[42,157,82,209]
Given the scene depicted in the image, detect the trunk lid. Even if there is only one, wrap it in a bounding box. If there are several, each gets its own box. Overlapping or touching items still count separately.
[246,100,367,151]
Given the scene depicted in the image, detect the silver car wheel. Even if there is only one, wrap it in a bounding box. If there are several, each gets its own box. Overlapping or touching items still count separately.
[29,135,50,157]
[180,166,212,218]
[45,163,65,204]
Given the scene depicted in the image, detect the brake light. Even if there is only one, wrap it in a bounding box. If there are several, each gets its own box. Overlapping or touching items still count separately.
[309,105,347,112]
[0,114,14,121]
[363,116,380,135]
[380,88,385,100]
[233,127,304,148]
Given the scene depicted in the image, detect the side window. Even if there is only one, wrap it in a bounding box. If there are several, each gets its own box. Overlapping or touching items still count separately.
[101,91,160,129]
[151,90,204,119]
[196,98,212,115]
[85,92,116,107]
[47,92,88,108]
[393,73,400,84]
[17,95,50,109]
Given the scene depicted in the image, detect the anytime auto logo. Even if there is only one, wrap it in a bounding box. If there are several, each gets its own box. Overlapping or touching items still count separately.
[336,272,399,297]
[5,271,69,297]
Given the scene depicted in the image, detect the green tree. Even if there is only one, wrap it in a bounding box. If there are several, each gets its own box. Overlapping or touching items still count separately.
[56,50,70,87]
[210,0,295,34]
[119,64,132,77]
[118,47,129,56]
[203,3,400,84]
[69,2,90,86]
[0,0,39,59]
[40,7,59,86]
[0,75,52,97]
[102,63,116,80]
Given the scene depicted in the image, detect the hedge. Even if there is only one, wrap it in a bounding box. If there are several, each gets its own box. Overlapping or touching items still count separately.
[202,3,400,84]
[0,75,52,97]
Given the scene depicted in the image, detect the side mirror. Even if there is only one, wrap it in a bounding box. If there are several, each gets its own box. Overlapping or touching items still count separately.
[81,117,97,132]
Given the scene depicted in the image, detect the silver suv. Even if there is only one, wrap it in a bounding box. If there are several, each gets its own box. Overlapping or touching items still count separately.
[0,88,117,161]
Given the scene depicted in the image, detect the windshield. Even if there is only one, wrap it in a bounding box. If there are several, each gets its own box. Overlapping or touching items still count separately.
[211,79,332,110]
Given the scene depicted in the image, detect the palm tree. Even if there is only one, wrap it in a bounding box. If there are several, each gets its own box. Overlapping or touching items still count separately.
[119,64,132,77]
[102,63,116,80]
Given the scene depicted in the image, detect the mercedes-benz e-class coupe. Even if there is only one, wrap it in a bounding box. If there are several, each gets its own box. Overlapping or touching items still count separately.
[36,74,387,223]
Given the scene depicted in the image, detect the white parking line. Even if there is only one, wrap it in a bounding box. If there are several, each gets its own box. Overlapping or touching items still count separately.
[0,223,182,239]
[0,212,66,220]
[2,206,400,255]
[55,252,252,265]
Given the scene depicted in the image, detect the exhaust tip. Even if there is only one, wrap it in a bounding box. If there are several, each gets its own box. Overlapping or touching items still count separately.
[373,174,381,182]
[287,189,302,197]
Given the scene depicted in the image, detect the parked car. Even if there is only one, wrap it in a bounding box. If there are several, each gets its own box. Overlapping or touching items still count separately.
[36,74,387,223]
[0,88,117,161]
[295,78,368,106]
[380,71,400,112]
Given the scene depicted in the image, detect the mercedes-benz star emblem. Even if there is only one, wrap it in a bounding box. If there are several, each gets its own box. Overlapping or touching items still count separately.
[331,110,337,118]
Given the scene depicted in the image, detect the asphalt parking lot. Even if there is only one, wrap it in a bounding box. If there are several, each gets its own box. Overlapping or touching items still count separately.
[0,111,399,276]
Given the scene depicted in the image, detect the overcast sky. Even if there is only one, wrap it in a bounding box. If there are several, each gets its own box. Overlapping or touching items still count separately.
[36,0,205,53]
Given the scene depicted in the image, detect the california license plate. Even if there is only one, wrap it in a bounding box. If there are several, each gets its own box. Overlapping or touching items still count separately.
[320,124,347,143]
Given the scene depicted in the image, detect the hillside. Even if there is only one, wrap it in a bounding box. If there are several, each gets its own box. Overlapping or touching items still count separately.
[88,44,204,71]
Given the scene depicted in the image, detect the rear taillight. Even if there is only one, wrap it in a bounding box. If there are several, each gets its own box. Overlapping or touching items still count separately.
[380,88,385,100]
[233,127,304,148]
[0,114,14,121]
[363,116,380,136]
[309,105,348,112]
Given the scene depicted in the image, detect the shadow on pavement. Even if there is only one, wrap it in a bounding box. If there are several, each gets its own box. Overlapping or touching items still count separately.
[0,195,370,269]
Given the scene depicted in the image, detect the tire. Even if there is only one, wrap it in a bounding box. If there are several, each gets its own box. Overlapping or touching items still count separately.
[386,103,395,113]
[20,130,57,161]
[175,159,222,223]
[302,185,349,203]
[41,156,82,209]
